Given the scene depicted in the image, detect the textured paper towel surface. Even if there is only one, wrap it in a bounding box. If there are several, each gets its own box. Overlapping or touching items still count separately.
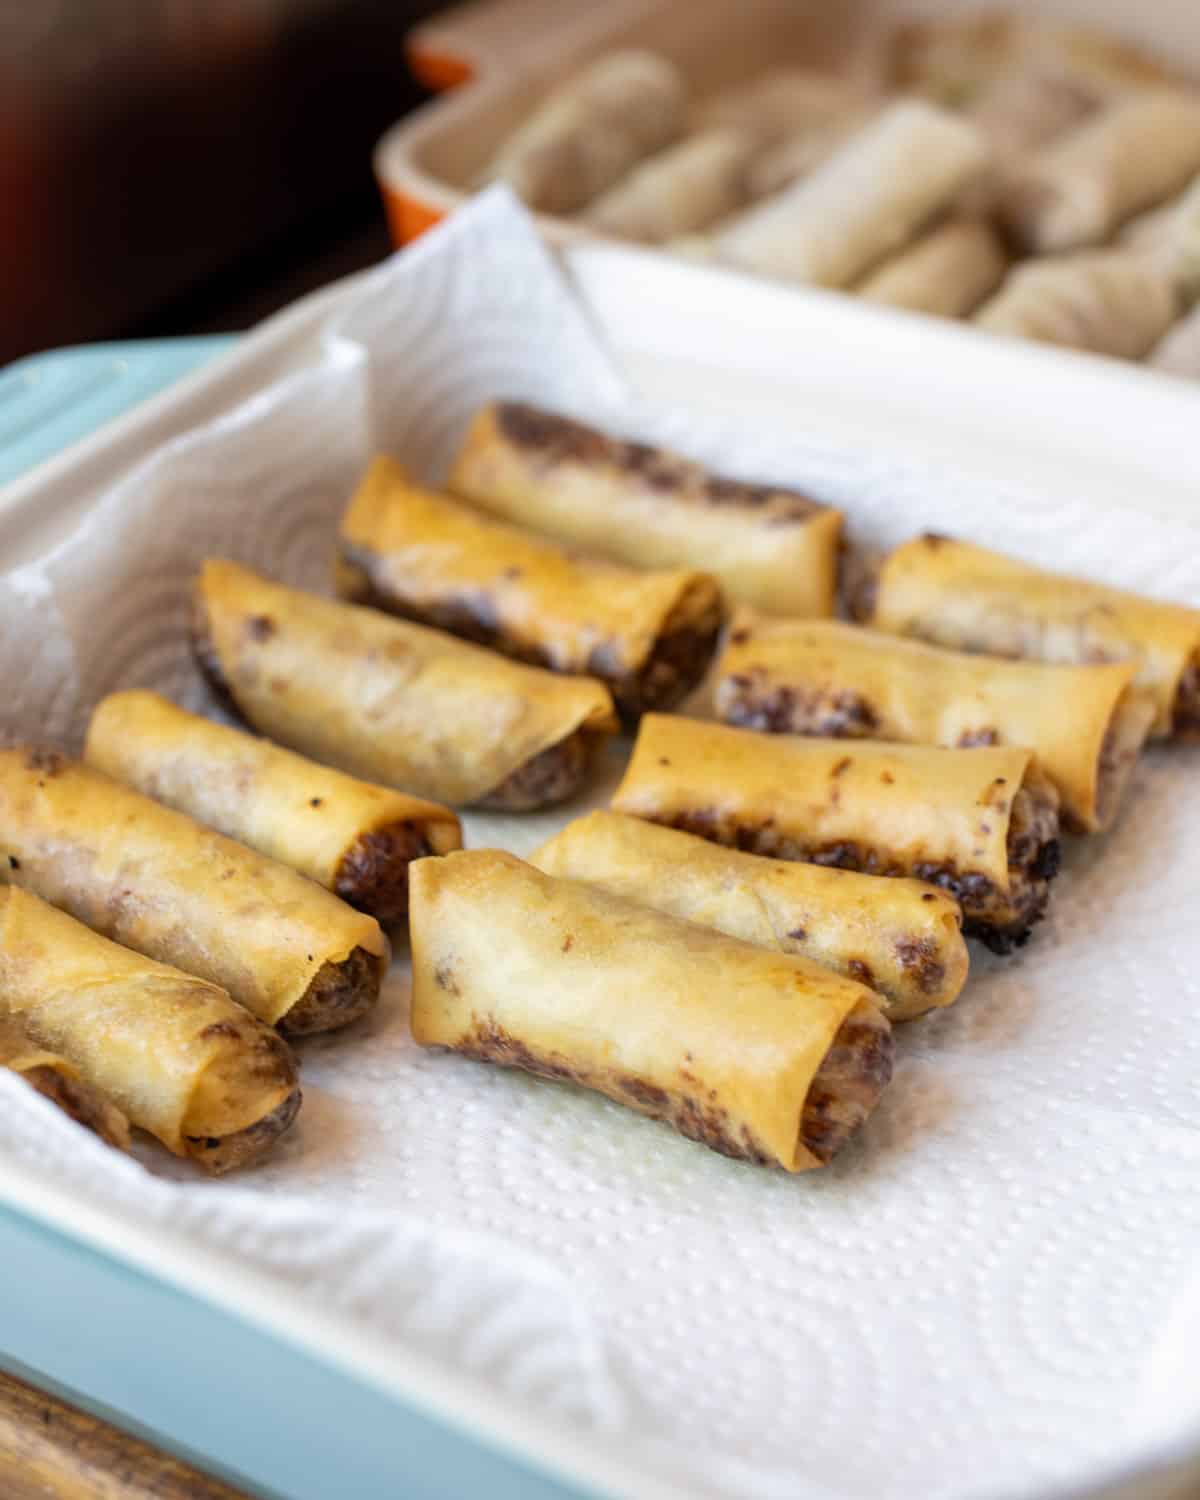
[3,189,1200,1500]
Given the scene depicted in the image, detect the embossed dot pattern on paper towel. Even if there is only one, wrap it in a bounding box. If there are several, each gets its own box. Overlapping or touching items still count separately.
[1,189,1199,1500]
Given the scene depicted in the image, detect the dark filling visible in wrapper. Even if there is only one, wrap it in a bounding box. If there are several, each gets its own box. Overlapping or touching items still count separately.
[475,731,601,812]
[1172,656,1200,740]
[186,1085,302,1174]
[20,1065,130,1151]
[335,824,432,926]
[280,945,382,1037]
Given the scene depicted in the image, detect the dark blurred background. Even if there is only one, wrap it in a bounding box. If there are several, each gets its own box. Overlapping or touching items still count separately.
[0,1,445,362]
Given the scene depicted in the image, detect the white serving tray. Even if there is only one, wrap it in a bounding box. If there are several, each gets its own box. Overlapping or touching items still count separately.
[2,232,1199,1500]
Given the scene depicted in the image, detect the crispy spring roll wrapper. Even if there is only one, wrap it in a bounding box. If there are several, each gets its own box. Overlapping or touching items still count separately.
[448,403,842,618]
[193,560,617,812]
[999,92,1200,255]
[975,252,1180,360]
[1151,303,1200,379]
[582,130,757,244]
[0,1015,131,1151]
[409,849,893,1172]
[0,889,299,1172]
[613,715,1061,954]
[856,220,1008,318]
[335,458,724,720]
[488,50,685,215]
[0,749,387,1036]
[715,614,1151,833]
[1120,175,1200,306]
[869,534,1200,741]
[85,691,462,926]
[532,810,967,1022]
[713,102,989,289]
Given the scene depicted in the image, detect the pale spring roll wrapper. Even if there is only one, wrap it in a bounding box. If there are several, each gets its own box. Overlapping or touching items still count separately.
[695,68,872,144]
[743,111,875,201]
[409,849,893,1172]
[1150,303,1200,379]
[975,252,1179,360]
[713,101,989,289]
[966,68,1105,159]
[856,220,1008,318]
[715,614,1152,833]
[582,130,757,244]
[1121,176,1200,306]
[869,534,1200,740]
[193,560,618,812]
[85,691,462,926]
[448,403,842,618]
[532,810,967,1022]
[336,458,724,721]
[0,749,387,1036]
[612,715,1061,954]
[489,50,685,215]
[999,91,1200,255]
[0,888,299,1172]
[0,1014,131,1151]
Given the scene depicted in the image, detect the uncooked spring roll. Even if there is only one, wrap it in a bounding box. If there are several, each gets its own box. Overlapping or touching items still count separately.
[448,403,842,618]
[1120,175,1200,305]
[695,67,871,144]
[85,691,462,925]
[714,101,989,289]
[975,252,1179,360]
[714,613,1152,833]
[533,810,967,1021]
[1150,303,1200,378]
[999,92,1200,255]
[0,749,387,1035]
[0,1014,130,1151]
[193,560,617,811]
[867,534,1200,740]
[335,458,724,720]
[856,220,1008,318]
[612,715,1061,953]
[409,849,893,1172]
[582,130,757,243]
[744,113,874,200]
[966,67,1105,159]
[0,888,299,1172]
[488,50,685,215]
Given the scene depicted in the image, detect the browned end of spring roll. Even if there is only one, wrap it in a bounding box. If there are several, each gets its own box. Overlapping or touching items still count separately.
[0,1017,132,1151]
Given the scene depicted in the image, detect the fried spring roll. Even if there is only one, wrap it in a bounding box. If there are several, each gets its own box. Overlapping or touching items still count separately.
[612,715,1061,953]
[715,614,1152,833]
[966,68,1104,159]
[193,561,617,812]
[999,92,1200,255]
[532,811,967,1021]
[85,691,462,925]
[335,458,724,720]
[410,849,893,1172]
[582,130,757,243]
[714,102,989,289]
[1120,175,1200,306]
[0,1015,131,1151]
[0,888,299,1172]
[868,534,1200,741]
[1151,303,1200,379]
[856,220,1008,318]
[975,252,1179,360]
[489,50,685,215]
[448,404,842,618]
[0,749,387,1036]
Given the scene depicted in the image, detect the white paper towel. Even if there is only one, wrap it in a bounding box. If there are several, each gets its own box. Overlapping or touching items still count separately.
[2,188,1200,1500]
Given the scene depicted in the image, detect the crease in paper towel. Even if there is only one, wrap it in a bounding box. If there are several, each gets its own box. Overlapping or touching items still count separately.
[1,186,1200,1500]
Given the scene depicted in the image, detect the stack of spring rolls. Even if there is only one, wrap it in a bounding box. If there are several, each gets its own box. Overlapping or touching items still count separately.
[477,16,1200,377]
[7,397,1195,1179]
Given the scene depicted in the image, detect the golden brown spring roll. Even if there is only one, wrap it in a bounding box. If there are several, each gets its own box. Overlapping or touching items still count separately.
[714,102,989,289]
[856,220,1008,318]
[0,1014,131,1151]
[336,458,724,721]
[975,252,1179,360]
[868,534,1200,741]
[410,849,893,1172]
[999,92,1200,255]
[85,691,462,925]
[0,888,299,1172]
[193,560,617,811]
[0,749,387,1036]
[489,50,685,215]
[533,810,967,1022]
[448,404,842,618]
[1151,303,1200,378]
[582,130,757,244]
[714,614,1152,833]
[612,715,1061,954]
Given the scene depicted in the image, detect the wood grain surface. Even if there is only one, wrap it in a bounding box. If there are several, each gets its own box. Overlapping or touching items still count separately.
[0,1371,252,1500]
